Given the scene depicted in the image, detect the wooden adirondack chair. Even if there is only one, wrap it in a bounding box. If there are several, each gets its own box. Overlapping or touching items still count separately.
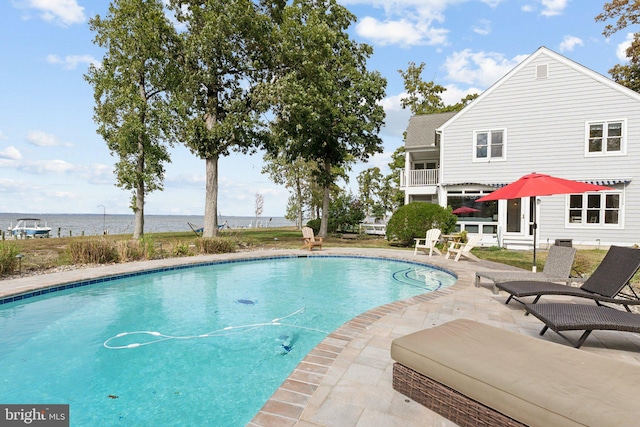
[301,227,323,251]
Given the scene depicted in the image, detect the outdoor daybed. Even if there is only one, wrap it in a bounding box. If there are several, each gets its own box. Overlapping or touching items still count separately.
[390,318,640,427]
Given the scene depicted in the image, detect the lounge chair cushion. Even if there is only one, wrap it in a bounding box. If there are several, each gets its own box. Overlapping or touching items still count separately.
[390,318,640,427]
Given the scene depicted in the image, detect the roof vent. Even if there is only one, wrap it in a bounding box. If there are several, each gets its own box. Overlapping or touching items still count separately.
[536,64,548,79]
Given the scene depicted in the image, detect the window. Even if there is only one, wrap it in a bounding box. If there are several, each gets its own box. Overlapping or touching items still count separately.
[474,129,505,161]
[585,120,625,156]
[536,64,548,79]
[568,192,621,226]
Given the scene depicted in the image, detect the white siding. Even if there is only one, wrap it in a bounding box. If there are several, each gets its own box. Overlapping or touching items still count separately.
[440,49,640,246]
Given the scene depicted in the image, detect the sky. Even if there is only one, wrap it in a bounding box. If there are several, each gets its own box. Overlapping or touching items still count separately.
[0,0,634,217]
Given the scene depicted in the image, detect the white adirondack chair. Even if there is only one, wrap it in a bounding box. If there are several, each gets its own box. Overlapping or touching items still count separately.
[445,234,482,262]
[414,229,442,256]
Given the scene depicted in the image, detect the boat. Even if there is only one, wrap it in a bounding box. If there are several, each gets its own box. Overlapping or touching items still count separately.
[8,218,52,238]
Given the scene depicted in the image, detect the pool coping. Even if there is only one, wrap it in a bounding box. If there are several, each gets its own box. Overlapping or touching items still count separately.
[246,283,457,427]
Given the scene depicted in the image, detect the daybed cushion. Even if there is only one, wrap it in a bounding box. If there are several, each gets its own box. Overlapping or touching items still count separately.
[390,318,640,427]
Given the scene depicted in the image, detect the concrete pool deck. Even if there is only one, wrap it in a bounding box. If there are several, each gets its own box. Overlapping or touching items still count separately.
[2,247,640,426]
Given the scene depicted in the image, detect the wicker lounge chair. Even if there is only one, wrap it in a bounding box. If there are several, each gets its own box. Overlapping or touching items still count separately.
[475,245,580,294]
[301,226,323,251]
[525,302,640,348]
[495,245,640,307]
[413,228,441,256]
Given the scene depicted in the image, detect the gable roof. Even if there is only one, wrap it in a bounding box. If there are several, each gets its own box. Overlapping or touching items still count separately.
[439,46,640,131]
[405,111,458,148]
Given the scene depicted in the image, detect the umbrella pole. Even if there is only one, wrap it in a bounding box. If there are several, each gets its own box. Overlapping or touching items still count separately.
[532,198,537,272]
[532,222,537,272]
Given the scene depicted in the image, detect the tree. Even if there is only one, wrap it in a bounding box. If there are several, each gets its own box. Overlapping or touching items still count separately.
[262,152,317,228]
[86,0,180,239]
[254,193,264,224]
[596,1,640,91]
[398,62,447,115]
[328,190,365,232]
[398,62,478,115]
[357,167,382,217]
[264,0,387,238]
[168,0,273,237]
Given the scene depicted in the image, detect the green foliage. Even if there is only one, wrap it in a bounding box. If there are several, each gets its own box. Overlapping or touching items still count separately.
[167,0,273,237]
[306,219,321,234]
[328,191,365,232]
[385,202,457,244]
[398,62,478,115]
[398,62,447,115]
[67,239,119,264]
[86,0,181,238]
[171,241,193,257]
[263,0,387,236]
[196,238,236,254]
[596,2,640,92]
[0,242,20,275]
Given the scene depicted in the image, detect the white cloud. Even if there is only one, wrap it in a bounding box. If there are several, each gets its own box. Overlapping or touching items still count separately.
[85,163,115,185]
[441,83,483,105]
[540,0,569,17]
[0,146,22,160]
[25,130,73,147]
[443,49,528,86]
[616,33,635,62]
[21,0,86,26]
[558,35,583,52]
[472,19,491,36]
[380,93,407,112]
[47,54,100,70]
[24,159,76,174]
[0,131,7,140]
[355,16,448,47]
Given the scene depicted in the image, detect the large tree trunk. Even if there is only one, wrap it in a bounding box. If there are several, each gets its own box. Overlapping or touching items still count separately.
[295,173,303,229]
[133,132,145,239]
[319,184,330,237]
[319,158,331,237]
[203,154,219,237]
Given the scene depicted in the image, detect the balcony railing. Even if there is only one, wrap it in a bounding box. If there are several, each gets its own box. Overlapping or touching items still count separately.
[400,169,439,187]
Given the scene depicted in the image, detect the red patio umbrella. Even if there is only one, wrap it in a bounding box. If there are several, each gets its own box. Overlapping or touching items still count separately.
[452,206,481,215]
[475,173,612,271]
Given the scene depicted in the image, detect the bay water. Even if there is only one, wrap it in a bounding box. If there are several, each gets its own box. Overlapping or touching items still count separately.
[0,213,294,237]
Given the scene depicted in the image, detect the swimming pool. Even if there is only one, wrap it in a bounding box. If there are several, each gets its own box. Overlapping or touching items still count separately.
[0,256,456,426]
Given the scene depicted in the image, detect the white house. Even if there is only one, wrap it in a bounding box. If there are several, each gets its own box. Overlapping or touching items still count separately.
[401,46,640,249]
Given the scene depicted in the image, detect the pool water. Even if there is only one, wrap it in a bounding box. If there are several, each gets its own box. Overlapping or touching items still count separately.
[0,256,455,426]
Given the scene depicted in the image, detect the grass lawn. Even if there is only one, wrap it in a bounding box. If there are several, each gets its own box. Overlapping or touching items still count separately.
[0,226,631,284]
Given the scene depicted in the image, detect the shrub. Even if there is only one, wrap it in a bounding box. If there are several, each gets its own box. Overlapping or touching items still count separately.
[67,239,119,264]
[171,241,193,257]
[0,242,20,275]
[386,202,457,245]
[115,239,151,262]
[196,238,236,254]
[306,219,321,234]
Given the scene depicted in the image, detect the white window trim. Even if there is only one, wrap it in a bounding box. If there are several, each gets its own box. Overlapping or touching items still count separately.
[584,119,627,157]
[565,191,624,229]
[472,129,507,162]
